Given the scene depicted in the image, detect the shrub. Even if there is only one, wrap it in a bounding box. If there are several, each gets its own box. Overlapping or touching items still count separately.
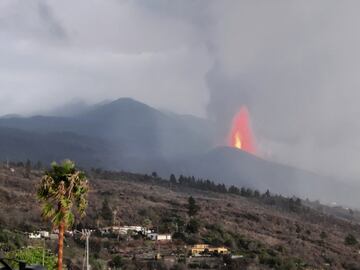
[109,255,124,269]
[172,232,186,242]
[186,219,200,234]
[345,234,358,246]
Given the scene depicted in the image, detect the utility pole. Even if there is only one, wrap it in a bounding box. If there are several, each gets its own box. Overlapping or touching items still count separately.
[156,226,160,259]
[81,229,91,270]
[86,234,89,270]
[42,238,45,266]
[113,209,121,241]
[112,210,117,227]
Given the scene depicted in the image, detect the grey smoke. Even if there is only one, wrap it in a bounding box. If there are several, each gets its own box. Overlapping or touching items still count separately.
[1,0,360,182]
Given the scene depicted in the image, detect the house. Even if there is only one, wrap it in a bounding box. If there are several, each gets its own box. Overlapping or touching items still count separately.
[190,244,229,256]
[157,234,172,241]
[100,226,144,235]
[65,230,81,237]
[28,231,50,239]
[28,232,41,239]
[120,226,143,234]
[39,231,49,238]
[147,233,172,241]
[99,226,117,234]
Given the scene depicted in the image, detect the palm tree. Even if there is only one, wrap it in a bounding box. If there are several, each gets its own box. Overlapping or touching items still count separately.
[37,160,89,270]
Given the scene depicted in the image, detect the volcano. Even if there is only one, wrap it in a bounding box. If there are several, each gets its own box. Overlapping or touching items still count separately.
[174,146,360,207]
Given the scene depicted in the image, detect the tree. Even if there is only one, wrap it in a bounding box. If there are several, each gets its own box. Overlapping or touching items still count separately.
[254,190,261,198]
[24,159,32,178]
[229,186,240,194]
[170,174,177,184]
[101,198,113,222]
[187,196,200,217]
[345,233,358,246]
[264,190,271,197]
[35,161,43,170]
[37,160,89,270]
[186,218,200,234]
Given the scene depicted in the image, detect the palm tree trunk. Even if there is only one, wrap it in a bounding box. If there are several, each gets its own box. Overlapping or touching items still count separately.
[57,222,65,270]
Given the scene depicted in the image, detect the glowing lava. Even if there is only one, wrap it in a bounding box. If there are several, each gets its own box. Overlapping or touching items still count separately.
[228,106,257,155]
[234,132,242,149]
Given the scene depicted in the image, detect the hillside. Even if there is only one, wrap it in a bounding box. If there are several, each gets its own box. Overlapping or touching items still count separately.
[174,147,360,207]
[1,164,360,269]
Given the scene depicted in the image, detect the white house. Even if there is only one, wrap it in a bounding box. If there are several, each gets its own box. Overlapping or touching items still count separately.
[100,226,144,235]
[119,226,143,234]
[39,231,49,238]
[99,227,113,234]
[147,233,172,241]
[29,232,41,239]
[158,234,172,241]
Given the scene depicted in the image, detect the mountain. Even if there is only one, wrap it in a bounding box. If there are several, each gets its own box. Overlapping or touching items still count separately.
[0,98,358,207]
[0,97,213,167]
[0,127,112,168]
[76,98,213,158]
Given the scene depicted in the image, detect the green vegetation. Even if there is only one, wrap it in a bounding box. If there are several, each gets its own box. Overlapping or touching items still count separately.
[259,251,305,270]
[108,255,124,269]
[320,231,327,240]
[187,196,200,217]
[186,219,200,234]
[344,233,358,246]
[91,169,307,215]
[101,197,113,222]
[7,247,57,270]
[0,229,26,252]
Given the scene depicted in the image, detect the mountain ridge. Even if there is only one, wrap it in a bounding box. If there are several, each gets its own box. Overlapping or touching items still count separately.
[0,98,358,207]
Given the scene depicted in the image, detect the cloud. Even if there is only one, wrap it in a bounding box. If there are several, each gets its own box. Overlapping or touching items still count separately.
[1,0,360,181]
[0,0,211,117]
[37,2,67,40]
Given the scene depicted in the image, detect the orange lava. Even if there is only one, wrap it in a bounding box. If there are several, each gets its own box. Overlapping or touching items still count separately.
[228,106,257,155]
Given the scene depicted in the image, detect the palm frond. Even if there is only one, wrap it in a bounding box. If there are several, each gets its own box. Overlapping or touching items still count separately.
[60,198,72,210]
[51,211,64,226]
[64,211,75,227]
[41,202,56,219]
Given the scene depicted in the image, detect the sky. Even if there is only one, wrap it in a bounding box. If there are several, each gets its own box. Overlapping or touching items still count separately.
[2,0,360,181]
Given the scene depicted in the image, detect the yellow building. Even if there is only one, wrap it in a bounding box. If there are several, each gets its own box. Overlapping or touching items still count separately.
[191,244,230,256]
